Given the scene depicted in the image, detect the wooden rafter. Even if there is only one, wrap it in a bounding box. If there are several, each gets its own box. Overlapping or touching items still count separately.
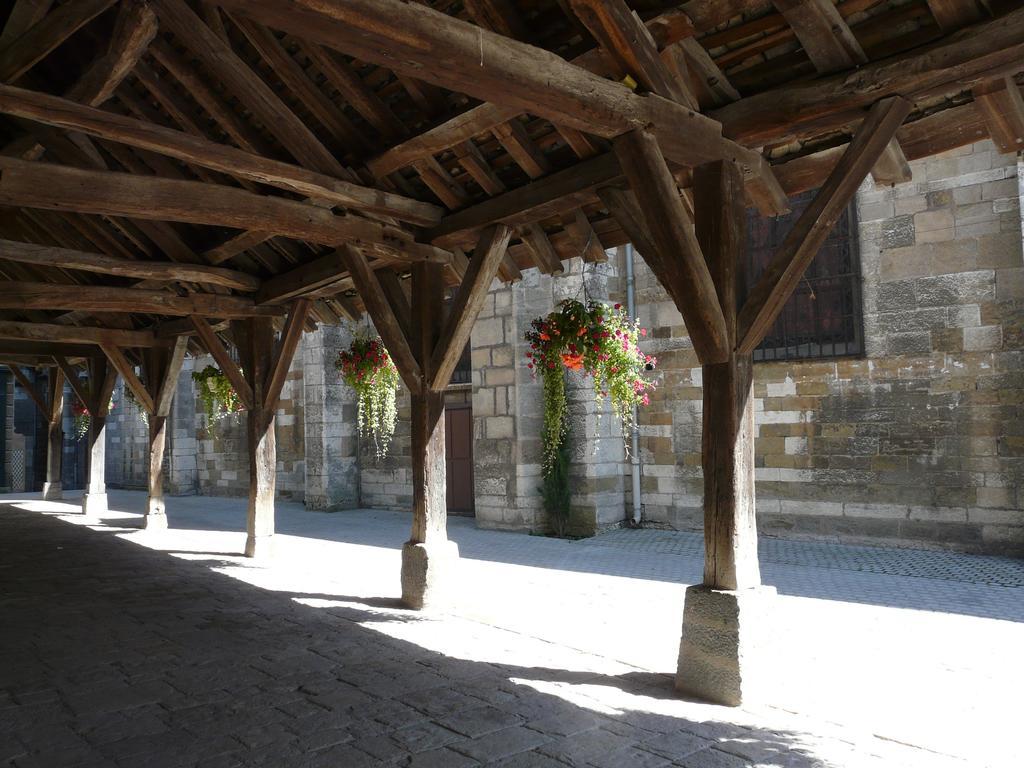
[973,76,1024,154]
[614,130,729,365]
[0,0,117,84]
[7,363,49,416]
[772,0,866,75]
[570,0,692,105]
[0,282,283,318]
[0,157,444,260]
[738,97,913,354]
[712,7,1024,146]
[0,238,260,291]
[0,84,443,225]
[213,0,786,213]
[151,0,350,178]
[0,321,161,347]
[101,343,155,414]
[53,355,92,407]
[152,335,188,417]
[264,298,311,414]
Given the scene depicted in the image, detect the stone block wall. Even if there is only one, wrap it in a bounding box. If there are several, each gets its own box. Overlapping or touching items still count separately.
[473,258,627,536]
[633,140,1024,555]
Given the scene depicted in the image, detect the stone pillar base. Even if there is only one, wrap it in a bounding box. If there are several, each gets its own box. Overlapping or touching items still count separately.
[401,540,459,610]
[245,534,274,559]
[675,585,776,707]
[143,512,167,530]
[81,492,108,517]
[42,482,63,501]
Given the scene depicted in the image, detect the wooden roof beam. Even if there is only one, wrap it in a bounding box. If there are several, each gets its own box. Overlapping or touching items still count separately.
[0,281,284,318]
[101,342,155,414]
[615,130,728,365]
[7,363,49,415]
[151,0,351,179]
[0,320,163,347]
[973,76,1024,154]
[0,84,444,225]
[570,0,694,105]
[0,0,116,83]
[66,0,158,106]
[1,1,55,48]
[0,238,260,291]
[0,157,445,260]
[214,0,786,215]
[712,7,1024,147]
[772,0,866,74]
[926,0,985,32]
[263,298,311,414]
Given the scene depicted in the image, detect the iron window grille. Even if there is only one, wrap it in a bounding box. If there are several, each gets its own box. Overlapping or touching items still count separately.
[745,189,864,362]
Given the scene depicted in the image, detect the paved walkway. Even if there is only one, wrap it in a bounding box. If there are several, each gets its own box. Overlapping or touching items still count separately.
[1,491,1021,767]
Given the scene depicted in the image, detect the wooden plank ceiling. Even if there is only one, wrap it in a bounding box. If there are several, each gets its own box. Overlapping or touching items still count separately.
[0,0,1022,367]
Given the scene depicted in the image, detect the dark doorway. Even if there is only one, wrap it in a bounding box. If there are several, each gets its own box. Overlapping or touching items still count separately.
[445,404,474,516]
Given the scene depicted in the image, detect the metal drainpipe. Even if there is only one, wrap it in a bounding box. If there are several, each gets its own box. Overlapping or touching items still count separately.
[624,244,643,525]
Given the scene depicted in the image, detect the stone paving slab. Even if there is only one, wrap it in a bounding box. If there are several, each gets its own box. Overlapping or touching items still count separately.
[1,491,1021,767]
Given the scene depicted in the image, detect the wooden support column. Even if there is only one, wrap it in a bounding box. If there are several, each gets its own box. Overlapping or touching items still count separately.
[676,160,766,707]
[401,259,457,609]
[43,367,64,500]
[142,337,187,530]
[234,316,277,558]
[82,356,117,517]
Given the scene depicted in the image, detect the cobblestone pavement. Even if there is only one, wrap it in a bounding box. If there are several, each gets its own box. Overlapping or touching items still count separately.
[1,492,1021,767]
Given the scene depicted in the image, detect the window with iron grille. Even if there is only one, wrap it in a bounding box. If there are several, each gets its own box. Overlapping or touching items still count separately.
[745,189,864,362]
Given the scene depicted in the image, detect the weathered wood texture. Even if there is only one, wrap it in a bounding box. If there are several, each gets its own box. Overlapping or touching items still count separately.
[694,160,760,591]
[0,238,259,291]
[429,224,512,389]
[615,130,729,364]
[234,316,277,557]
[0,84,442,224]
[409,261,447,545]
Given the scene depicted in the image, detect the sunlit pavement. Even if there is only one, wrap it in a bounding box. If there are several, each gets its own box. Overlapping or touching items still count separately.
[1,490,1021,767]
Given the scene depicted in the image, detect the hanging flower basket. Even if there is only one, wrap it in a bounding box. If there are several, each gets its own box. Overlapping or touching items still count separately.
[190,365,243,423]
[121,386,149,427]
[70,396,115,441]
[525,299,656,473]
[336,335,399,460]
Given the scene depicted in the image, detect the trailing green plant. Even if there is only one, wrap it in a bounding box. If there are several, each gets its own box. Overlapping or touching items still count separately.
[70,396,114,441]
[121,386,149,427]
[191,365,243,423]
[336,334,399,460]
[524,299,656,473]
[540,418,573,538]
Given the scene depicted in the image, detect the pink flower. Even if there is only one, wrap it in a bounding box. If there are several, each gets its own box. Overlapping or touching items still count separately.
[640,328,647,337]
[642,394,650,406]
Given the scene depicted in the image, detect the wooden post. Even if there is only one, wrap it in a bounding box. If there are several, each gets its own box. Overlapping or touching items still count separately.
[676,160,767,707]
[43,368,64,500]
[142,337,187,529]
[82,356,116,516]
[235,317,277,558]
[401,260,459,609]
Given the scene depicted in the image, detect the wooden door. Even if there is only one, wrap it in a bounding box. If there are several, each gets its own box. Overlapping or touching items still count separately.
[445,404,474,515]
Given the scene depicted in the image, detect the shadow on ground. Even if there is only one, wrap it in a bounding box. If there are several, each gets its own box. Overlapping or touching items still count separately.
[0,502,846,767]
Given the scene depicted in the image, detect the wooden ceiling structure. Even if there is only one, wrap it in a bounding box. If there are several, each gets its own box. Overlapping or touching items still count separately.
[2,0,1024,680]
